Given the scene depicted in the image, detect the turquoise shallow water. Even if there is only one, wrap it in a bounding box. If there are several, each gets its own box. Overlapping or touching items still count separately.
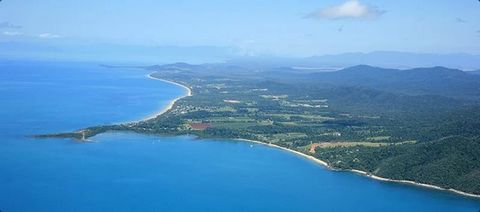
[0,61,479,211]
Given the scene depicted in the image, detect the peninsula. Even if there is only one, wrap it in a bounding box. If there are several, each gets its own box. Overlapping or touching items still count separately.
[35,63,480,198]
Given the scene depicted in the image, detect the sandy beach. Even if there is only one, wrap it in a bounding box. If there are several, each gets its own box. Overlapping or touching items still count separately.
[348,169,480,198]
[142,74,480,199]
[141,73,192,121]
[236,138,480,199]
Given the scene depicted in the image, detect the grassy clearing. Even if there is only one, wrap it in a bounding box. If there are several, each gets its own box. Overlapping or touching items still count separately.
[367,136,391,141]
[211,106,237,112]
[272,133,308,140]
[211,122,257,129]
[267,113,334,121]
[207,117,255,122]
[314,140,417,148]
[278,122,299,126]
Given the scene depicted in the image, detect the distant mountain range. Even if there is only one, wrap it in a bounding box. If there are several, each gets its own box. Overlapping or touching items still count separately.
[228,51,480,71]
[305,65,480,99]
[306,52,480,71]
[158,62,480,100]
[2,40,480,71]
[239,64,480,100]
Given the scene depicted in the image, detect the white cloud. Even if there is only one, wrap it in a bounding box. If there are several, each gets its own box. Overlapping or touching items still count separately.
[2,31,22,36]
[305,0,384,20]
[37,33,62,39]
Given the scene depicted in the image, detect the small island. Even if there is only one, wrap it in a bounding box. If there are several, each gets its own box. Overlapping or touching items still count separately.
[35,63,480,198]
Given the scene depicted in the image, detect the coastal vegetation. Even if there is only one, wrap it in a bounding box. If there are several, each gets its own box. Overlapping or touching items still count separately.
[36,63,480,196]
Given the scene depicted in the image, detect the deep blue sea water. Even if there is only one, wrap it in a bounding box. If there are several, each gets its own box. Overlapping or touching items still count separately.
[1,61,479,212]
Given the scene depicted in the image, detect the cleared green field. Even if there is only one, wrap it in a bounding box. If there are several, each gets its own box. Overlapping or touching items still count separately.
[272,133,308,140]
[207,117,255,122]
[277,122,299,126]
[210,122,257,129]
[245,108,259,112]
[314,140,417,148]
[367,136,391,141]
[267,113,334,121]
[210,106,237,112]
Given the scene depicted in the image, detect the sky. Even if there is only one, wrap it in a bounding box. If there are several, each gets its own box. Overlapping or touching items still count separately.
[1,0,480,62]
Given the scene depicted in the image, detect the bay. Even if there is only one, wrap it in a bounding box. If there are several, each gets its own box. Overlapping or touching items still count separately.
[0,61,479,211]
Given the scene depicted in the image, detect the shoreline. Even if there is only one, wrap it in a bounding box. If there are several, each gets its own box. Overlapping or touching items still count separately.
[235,138,480,199]
[348,170,480,199]
[131,74,480,199]
[140,73,192,121]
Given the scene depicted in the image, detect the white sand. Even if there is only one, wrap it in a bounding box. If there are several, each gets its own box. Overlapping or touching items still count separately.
[236,138,480,199]
[141,73,192,121]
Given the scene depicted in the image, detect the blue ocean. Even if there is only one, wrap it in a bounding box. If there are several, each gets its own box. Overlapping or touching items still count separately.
[0,61,479,211]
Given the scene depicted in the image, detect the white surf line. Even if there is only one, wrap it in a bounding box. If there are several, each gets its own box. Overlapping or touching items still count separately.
[140,73,192,121]
[236,138,480,199]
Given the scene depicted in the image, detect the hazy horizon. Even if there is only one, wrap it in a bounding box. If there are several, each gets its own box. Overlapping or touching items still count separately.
[1,1,480,63]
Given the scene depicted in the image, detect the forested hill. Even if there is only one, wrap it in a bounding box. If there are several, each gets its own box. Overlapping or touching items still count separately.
[305,65,480,99]
[315,106,480,195]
